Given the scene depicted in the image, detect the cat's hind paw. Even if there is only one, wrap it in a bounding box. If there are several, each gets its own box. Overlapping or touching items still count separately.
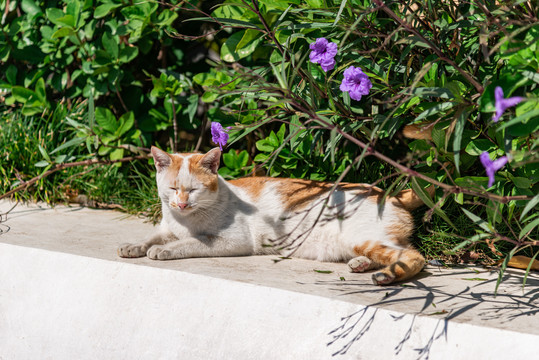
[348,256,374,273]
[372,272,395,286]
[118,243,147,258]
[147,245,173,260]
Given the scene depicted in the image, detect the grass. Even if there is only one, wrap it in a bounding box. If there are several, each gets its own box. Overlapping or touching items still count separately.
[0,104,160,221]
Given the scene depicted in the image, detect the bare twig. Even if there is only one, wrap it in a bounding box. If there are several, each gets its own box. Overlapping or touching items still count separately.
[372,0,484,93]
[0,155,150,201]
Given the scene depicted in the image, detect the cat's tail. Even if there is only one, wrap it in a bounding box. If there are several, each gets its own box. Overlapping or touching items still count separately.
[394,186,435,211]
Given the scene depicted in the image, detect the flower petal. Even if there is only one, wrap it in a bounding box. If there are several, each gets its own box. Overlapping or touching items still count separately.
[479,152,491,169]
[348,88,364,101]
[320,58,335,72]
[500,96,524,109]
[491,156,508,172]
[494,86,504,103]
[325,42,338,58]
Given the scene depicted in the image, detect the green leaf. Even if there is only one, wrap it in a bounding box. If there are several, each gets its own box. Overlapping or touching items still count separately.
[461,208,492,233]
[313,269,333,274]
[509,176,532,189]
[110,148,124,161]
[35,160,50,168]
[452,108,469,174]
[95,107,118,133]
[256,139,274,152]
[54,154,67,164]
[55,14,76,28]
[415,102,455,122]
[235,29,263,58]
[222,152,236,169]
[238,150,249,168]
[38,144,51,162]
[520,194,539,221]
[186,94,199,124]
[411,177,456,230]
[410,87,454,99]
[465,139,496,156]
[6,65,17,85]
[521,70,539,84]
[45,8,65,25]
[118,46,139,63]
[88,94,95,129]
[333,0,347,26]
[50,137,86,154]
[35,78,46,103]
[116,112,134,137]
[462,278,488,281]
[11,86,36,102]
[21,0,42,16]
[497,109,539,137]
[102,32,119,59]
[94,3,122,18]
[52,27,75,39]
[519,218,539,240]
[221,31,244,62]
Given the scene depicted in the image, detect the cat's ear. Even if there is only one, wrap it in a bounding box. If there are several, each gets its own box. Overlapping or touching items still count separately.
[151,146,171,172]
[200,147,221,174]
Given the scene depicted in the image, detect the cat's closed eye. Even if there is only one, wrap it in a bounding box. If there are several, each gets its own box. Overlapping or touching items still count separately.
[169,187,178,191]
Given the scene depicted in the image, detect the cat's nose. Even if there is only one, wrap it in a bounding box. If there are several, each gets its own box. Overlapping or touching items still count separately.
[178,203,189,210]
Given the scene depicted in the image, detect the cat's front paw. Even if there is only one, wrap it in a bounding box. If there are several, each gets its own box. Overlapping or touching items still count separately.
[118,243,148,258]
[348,256,374,273]
[147,245,173,260]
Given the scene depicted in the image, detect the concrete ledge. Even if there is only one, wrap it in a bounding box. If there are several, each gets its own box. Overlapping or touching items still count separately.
[1,201,538,359]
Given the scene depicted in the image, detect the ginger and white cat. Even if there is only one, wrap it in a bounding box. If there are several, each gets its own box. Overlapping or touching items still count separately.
[118,146,430,285]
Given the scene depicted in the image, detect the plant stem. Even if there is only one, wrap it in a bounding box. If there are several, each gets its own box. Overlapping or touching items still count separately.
[373,0,484,93]
[0,155,149,201]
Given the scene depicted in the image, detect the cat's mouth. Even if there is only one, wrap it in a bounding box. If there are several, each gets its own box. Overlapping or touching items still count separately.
[169,202,195,213]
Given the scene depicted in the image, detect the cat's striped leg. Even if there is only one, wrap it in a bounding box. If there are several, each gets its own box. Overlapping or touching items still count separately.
[352,242,425,285]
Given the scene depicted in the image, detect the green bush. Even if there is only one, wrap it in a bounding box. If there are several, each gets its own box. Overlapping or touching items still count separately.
[188,0,539,277]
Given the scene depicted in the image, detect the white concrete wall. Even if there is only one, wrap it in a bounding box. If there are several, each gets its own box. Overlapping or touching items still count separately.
[0,243,536,359]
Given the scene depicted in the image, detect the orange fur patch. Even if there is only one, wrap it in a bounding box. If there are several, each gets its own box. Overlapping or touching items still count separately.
[164,155,183,187]
[229,177,386,211]
[276,179,384,211]
[228,177,272,201]
[385,205,414,246]
[365,244,399,266]
[188,154,219,192]
[179,185,189,203]
[376,248,425,281]
[353,241,372,257]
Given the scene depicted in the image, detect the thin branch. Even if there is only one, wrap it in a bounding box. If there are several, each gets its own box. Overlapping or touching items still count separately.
[0,155,150,201]
[372,0,484,93]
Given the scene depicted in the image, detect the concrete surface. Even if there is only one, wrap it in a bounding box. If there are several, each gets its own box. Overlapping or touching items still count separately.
[0,200,538,359]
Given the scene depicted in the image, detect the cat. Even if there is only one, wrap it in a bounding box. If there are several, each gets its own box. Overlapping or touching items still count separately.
[118,146,432,285]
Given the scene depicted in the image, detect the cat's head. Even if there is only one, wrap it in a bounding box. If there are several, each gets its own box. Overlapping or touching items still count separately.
[151,146,221,215]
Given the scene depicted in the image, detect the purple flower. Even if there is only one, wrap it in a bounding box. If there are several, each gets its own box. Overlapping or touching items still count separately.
[480,151,508,188]
[340,66,372,101]
[210,122,229,151]
[309,38,338,72]
[492,86,524,123]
